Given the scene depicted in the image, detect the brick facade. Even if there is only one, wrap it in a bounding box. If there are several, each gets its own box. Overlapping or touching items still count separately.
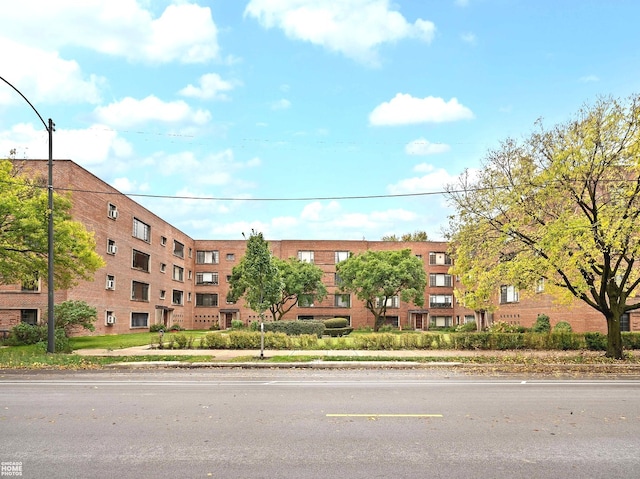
[1,159,636,335]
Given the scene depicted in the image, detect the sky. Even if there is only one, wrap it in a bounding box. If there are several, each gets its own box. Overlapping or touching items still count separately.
[1,0,639,242]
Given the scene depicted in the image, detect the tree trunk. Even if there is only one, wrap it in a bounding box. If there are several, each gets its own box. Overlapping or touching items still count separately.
[605,312,624,360]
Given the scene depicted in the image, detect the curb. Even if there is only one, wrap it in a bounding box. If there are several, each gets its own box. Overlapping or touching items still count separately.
[105,360,465,369]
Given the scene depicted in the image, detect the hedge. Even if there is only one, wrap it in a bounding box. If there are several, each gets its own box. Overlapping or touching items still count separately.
[262,320,325,338]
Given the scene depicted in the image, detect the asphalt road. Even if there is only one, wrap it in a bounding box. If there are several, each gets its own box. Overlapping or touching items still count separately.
[1,369,639,479]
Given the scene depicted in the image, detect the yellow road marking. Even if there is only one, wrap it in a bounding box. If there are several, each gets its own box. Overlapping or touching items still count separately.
[326,414,443,418]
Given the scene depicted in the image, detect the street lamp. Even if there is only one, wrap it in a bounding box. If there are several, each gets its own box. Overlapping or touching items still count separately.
[0,75,56,353]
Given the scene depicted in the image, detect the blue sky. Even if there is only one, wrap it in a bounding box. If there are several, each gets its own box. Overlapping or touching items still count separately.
[1,0,639,241]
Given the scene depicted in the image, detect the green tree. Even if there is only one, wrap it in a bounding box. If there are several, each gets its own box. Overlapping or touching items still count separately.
[336,249,426,331]
[227,230,282,321]
[0,160,105,288]
[53,300,97,335]
[268,257,327,321]
[446,95,640,359]
[382,231,429,241]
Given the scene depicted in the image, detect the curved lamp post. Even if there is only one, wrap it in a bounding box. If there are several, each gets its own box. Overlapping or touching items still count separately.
[0,75,56,353]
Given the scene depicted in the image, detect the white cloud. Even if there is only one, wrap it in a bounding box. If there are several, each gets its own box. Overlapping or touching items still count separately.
[179,73,237,101]
[387,163,458,194]
[369,93,474,126]
[93,96,211,128]
[0,1,219,64]
[579,75,599,83]
[0,123,132,167]
[405,138,450,156]
[244,0,435,66]
[271,99,292,110]
[112,177,150,194]
[461,32,477,45]
[0,38,104,105]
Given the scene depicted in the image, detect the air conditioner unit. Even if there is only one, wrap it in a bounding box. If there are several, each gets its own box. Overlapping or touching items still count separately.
[106,280,115,290]
[106,315,116,325]
[108,244,118,254]
[108,209,118,219]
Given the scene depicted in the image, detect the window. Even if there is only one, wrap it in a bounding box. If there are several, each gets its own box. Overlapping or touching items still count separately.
[500,285,519,304]
[108,203,118,219]
[335,251,349,263]
[188,248,192,258]
[172,290,184,305]
[298,251,314,263]
[131,312,149,328]
[536,278,545,293]
[172,265,184,282]
[173,240,184,258]
[160,263,166,273]
[131,281,149,302]
[132,250,150,272]
[106,275,115,290]
[429,295,453,308]
[226,253,235,261]
[133,218,150,242]
[376,296,399,308]
[196,293,219,307]
[21,274,39,292]
[161,236,167,246]
[298,294,314,307]
[196,272,219,285]
[430,316,453,328]
[196,250,219,264]
[429,252,452,265]
[334,273,343,286]
[226,275,232,283]
[21,309,38,326]
[107,239,117,255]
[430,273,453,287]
[334,294,350,308]
[160,290,166,300]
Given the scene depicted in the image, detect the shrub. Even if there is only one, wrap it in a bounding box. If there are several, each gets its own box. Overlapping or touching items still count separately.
[168,323,183,331]
[492,333,525,350]
[263,320,325,338]
[149,324,165,333]
[547,332,583,350]
[325,327,354,337]
[532,314,551,333]
[584,332,607,351]
[36,329,71,353]
[231,319,244,330]
[323,317,349,329]
[452,333,492,350]
[553,321,573,332]
[296,334,319,349]
[352,333,396,350]
[9,323,47,345]
[208,321,220,331]
[264,332,291,349]
[456,321,477,332]
[622,333,640,350]
[228,331,261,349]
[489,321,522,333]
[173,333,188,349]
[204,332,229,349]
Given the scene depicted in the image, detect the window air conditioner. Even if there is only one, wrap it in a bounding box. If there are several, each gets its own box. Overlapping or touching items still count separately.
[106,280,115,290]
[108,244,118,254]
[108,209,118,219]
[106,315,116,325]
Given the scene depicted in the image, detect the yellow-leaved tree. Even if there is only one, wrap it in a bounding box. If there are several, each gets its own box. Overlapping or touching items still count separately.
[446,95,640,359]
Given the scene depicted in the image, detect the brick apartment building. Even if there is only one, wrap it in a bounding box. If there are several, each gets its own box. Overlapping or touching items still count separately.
[0,159,637,335]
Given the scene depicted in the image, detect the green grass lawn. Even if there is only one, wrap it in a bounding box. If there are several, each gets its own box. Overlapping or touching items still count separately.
[69,330,209,350]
